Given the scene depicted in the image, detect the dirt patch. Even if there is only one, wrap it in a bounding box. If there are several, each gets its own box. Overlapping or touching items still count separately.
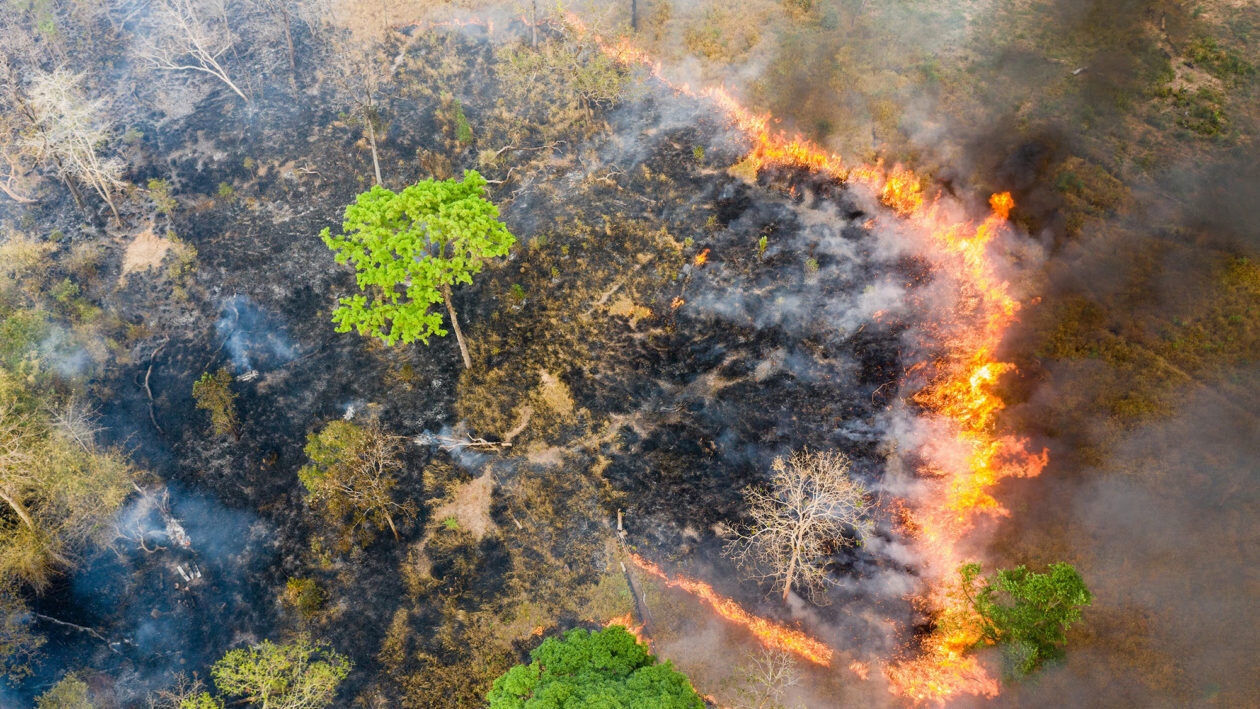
[119,227,171,285]
[429,471,496,540]
[537,369,574,418]
[608,296,653,327]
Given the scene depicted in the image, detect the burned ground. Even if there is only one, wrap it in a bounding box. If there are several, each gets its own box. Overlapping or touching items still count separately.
[1,25,951,706]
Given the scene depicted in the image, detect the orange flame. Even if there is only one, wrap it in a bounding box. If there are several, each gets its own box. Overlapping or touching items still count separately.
[628,554,834,666]
[694,248,710,266]
[559,15,1047,703]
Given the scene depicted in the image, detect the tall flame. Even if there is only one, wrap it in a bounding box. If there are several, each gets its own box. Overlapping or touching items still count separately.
[560,15,1046,703]
[628,554,834,666]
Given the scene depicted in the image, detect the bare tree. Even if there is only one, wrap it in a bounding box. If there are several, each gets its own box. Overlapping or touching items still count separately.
[255,0,299,90]
[326,34,387,185]
[134,0,251,103]
[724,449,869,603]
[24,69,127,224]
[732,648,802,709]
[0,36,40,205]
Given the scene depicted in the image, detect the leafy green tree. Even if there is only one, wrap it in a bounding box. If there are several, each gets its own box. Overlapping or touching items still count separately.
[297,420,416,547]
[36,672,93,708]
[192,368,239,439]
[207,635,350,709]
[487,626,704,709]
[950,562,1092,678]
[321,170,515,369]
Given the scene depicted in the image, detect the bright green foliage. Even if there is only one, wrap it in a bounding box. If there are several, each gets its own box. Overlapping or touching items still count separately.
[320,170,515,346]
[36,672,93,708]
[486,627,704,709]
[210,635,350,709]
[193,368,239,438]
[952,562,1092,678]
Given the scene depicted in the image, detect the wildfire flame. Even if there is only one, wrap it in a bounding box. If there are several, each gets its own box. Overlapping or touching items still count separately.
[694,248,710,267]
[559,14,1048,704]
[628,553,834,666]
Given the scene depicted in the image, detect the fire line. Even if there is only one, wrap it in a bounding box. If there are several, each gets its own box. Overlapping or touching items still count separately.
[628,554,834,666]
[564,14,1048,704]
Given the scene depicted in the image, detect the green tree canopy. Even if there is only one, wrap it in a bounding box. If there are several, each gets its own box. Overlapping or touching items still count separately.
[487,626,704,709]
[951,562,1092,678]
[321,170,515,368]
[205,635,350,709]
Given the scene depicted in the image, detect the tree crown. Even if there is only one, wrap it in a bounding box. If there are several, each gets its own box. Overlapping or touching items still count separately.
[321,170,515,346]
[951,561,1092,678]
[209,635,350,709]
[487,626,704,709]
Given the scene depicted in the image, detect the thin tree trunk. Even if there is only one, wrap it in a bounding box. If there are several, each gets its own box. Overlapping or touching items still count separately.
[0,488,36,533]
[54,159,84,211]
[531,0,538,46]
[365,106,382,186]
[383,510,399,540]
[280,4,298,91]
[782,550,797,601]
[103,190,121,225]
[631,0,638,31]
[441,283,472,369]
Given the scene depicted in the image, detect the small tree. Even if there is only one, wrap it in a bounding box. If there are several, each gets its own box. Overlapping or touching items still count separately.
[297,420,415,545]
[204,635,350,709]
[134,0,250,103]
[326,33,388,185]
[192,368,239,439]
[36,672,93,709]
[724,449,869,603]
[731,648,801,709]
[321,170,516,369]
[0,394,136,590]
[947,562,1092,678]
[487,627,704,708]
[24,68,126,223]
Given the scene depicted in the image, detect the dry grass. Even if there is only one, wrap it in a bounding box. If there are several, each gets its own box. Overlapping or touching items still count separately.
[428,471,497,540]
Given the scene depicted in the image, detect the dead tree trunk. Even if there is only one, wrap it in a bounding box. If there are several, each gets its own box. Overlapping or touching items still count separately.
[441,283,472,369]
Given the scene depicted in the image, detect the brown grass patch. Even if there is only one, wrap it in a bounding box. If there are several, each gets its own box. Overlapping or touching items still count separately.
[119,227,171,285]
[429,471,496,540]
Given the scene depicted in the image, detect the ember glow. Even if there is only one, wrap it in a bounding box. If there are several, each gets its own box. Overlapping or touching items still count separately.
[570,15,1048,704]
[628,554,835,666]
